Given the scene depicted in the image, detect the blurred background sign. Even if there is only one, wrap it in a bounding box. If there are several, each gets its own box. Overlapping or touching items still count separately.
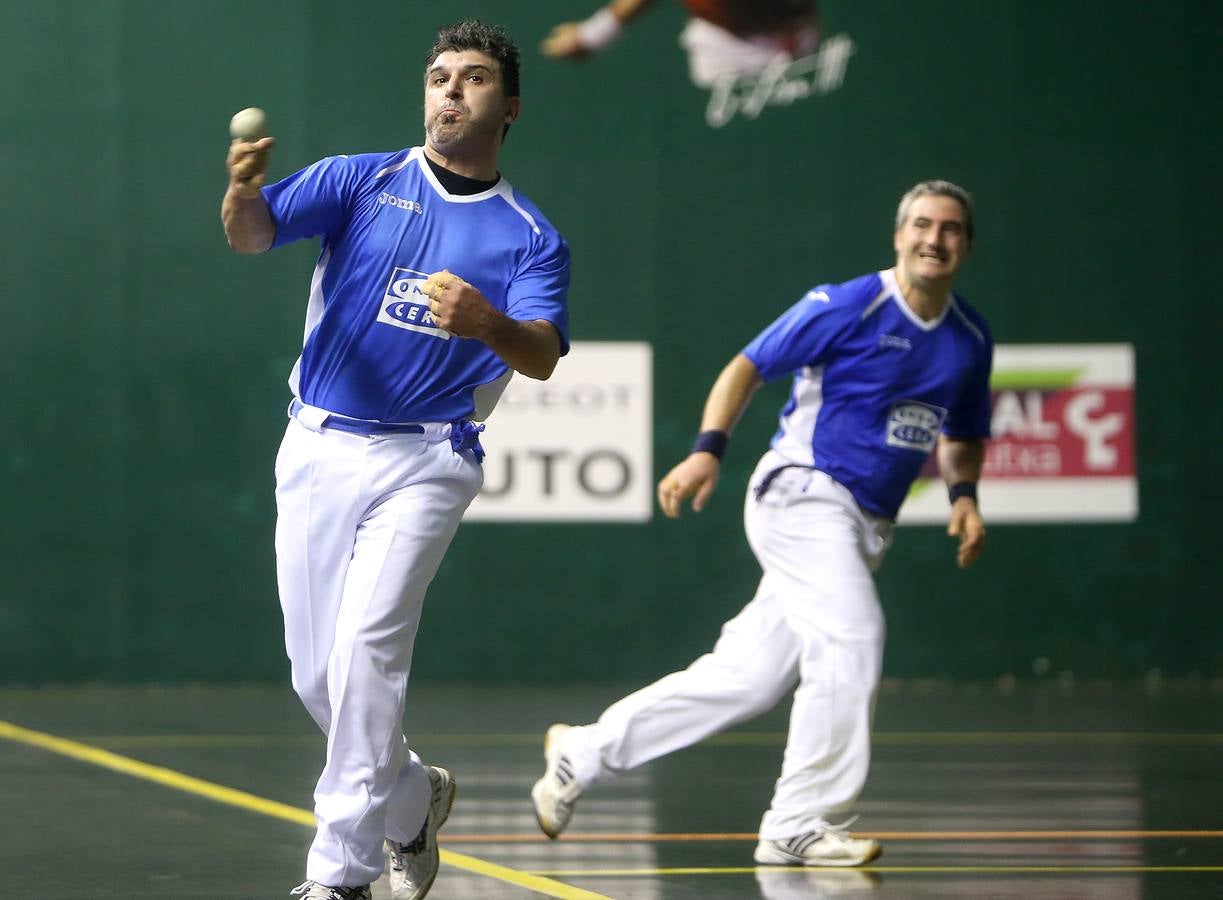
[904,344,1137,523]
[466,342,653,522]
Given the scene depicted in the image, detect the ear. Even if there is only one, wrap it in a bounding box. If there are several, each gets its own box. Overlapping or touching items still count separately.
[505,97,521,124]
[892,228,903,255]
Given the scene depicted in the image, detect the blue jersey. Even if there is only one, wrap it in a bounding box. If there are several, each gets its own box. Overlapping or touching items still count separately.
[743,269,993,519]
[262,147,570,424]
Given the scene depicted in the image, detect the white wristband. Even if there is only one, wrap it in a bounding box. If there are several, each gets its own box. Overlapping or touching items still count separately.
[577,7,623,51]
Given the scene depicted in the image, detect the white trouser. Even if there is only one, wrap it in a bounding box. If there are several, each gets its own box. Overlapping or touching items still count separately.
[563,450,891,839]
[679,17,821,88]
[274,415,482,887]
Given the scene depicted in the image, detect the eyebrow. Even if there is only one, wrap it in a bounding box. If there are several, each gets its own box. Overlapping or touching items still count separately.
[912,216,964,228]
[427,63,495,78]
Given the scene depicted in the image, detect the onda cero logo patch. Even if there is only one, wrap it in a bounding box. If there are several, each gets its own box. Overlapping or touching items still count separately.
[376,267,451,340]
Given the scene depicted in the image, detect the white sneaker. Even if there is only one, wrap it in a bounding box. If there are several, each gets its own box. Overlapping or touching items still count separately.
[530,723,582,839]
[754,822,881,868]
[387,766,456,900]
[289,882,371,900]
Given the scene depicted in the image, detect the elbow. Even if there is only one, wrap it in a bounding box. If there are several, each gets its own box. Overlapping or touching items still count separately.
[521,346,560,381]
[225,231,271,255]
[523,357,559,381]
[523,329,562,380]
[221,200,274,254]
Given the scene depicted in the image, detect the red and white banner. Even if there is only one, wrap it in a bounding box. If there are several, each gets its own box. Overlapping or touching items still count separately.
[901,344,1137,524]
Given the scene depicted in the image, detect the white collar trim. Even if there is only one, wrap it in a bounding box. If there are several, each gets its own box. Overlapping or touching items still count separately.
[411,147,505,203]
[880,268,952,332]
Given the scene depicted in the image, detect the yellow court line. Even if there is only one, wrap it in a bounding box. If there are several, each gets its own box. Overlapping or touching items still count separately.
[438,848,612,898]
[0,720,609,900]
[0,720,317,826]
[530,865,1223,876]
[79,735,321,749]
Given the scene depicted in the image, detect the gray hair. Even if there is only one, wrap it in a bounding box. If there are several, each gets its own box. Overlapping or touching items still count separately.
[895,180,974,245]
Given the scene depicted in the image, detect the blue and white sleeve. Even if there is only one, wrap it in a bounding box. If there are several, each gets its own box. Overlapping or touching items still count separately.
[262,156,356,249]
[741,287,850,382]
[505,232,572,356]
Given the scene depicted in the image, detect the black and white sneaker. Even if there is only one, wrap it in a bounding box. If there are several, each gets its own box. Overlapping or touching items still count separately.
[530,723,582,839]
[387,766,456,900]
[754,820,882,867]
[289,882,371,899]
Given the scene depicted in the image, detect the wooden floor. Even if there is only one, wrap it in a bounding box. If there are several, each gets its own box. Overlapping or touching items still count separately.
[2,681,1221,898]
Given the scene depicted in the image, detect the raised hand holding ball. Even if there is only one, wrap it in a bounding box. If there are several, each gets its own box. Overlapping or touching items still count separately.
[226,108,275,200]
[229,107,268,142]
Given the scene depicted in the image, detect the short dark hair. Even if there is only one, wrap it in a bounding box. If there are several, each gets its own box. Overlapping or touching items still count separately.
[425,20,520,100]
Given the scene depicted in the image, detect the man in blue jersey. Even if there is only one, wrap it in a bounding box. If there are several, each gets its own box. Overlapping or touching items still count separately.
[222,20,569,900]
[532,181,990,867]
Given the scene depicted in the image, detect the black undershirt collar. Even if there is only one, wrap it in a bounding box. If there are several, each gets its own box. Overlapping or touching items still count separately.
[424,154,500,196]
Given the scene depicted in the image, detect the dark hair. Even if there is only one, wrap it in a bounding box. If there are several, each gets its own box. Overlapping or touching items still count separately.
[425,20,520,99]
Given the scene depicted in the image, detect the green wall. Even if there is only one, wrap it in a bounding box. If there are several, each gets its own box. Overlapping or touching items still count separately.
[0,1,1217,684]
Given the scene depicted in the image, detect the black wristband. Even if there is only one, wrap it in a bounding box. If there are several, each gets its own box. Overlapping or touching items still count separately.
[948,481,978,504]
[691,430,729,460]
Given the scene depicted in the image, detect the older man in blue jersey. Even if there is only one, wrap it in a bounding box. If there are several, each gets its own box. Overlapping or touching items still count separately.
[532,180,990,867]
[222,20,569,900]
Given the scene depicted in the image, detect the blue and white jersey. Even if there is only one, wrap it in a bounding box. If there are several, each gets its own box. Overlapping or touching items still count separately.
[262,146,570,424]
[743,269,993,519]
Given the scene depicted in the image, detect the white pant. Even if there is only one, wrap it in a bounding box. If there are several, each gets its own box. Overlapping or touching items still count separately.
[563,450,891,839]
[275,415,482,887]
[680,17,821,88]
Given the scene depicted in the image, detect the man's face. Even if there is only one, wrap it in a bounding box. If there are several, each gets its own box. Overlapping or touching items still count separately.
[424,50,518,150]
[893,194,970,284]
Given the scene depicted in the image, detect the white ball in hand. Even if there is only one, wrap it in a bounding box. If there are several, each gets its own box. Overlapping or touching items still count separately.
[229,107,267,141]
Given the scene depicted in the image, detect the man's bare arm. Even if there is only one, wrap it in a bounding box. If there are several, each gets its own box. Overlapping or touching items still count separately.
[938,435,987,568]
[423,271,562,380]
[222,137,276,254]
[658,353,764,517]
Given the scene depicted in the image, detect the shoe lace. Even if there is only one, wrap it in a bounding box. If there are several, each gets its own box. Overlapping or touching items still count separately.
[821,815,860,839]
[389,822,429,870]
[289,882,357,900]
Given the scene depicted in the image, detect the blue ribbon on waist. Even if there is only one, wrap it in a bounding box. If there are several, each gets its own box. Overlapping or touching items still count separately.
[450,420,486,463]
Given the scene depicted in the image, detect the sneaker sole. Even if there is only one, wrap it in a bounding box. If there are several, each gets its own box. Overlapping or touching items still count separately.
[531,778,564,839]
[754,841,882,868]
[532,724,572,839]
[397,769,455,900]
[430,768,456,830]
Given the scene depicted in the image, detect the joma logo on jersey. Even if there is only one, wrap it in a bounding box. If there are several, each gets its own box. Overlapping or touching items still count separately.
[378,192,423,214]
[376,268,451,339]
[886,400,946,453]
[878,333,912,351]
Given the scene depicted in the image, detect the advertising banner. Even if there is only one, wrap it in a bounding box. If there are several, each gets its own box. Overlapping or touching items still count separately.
[901,344,1137,524]
[465,342,653,522]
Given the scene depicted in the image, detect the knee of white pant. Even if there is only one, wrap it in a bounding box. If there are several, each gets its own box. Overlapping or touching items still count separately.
[689,650,798,718]
[738,679,796,719]
[290,667,330,729]
[801,640,884,692]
